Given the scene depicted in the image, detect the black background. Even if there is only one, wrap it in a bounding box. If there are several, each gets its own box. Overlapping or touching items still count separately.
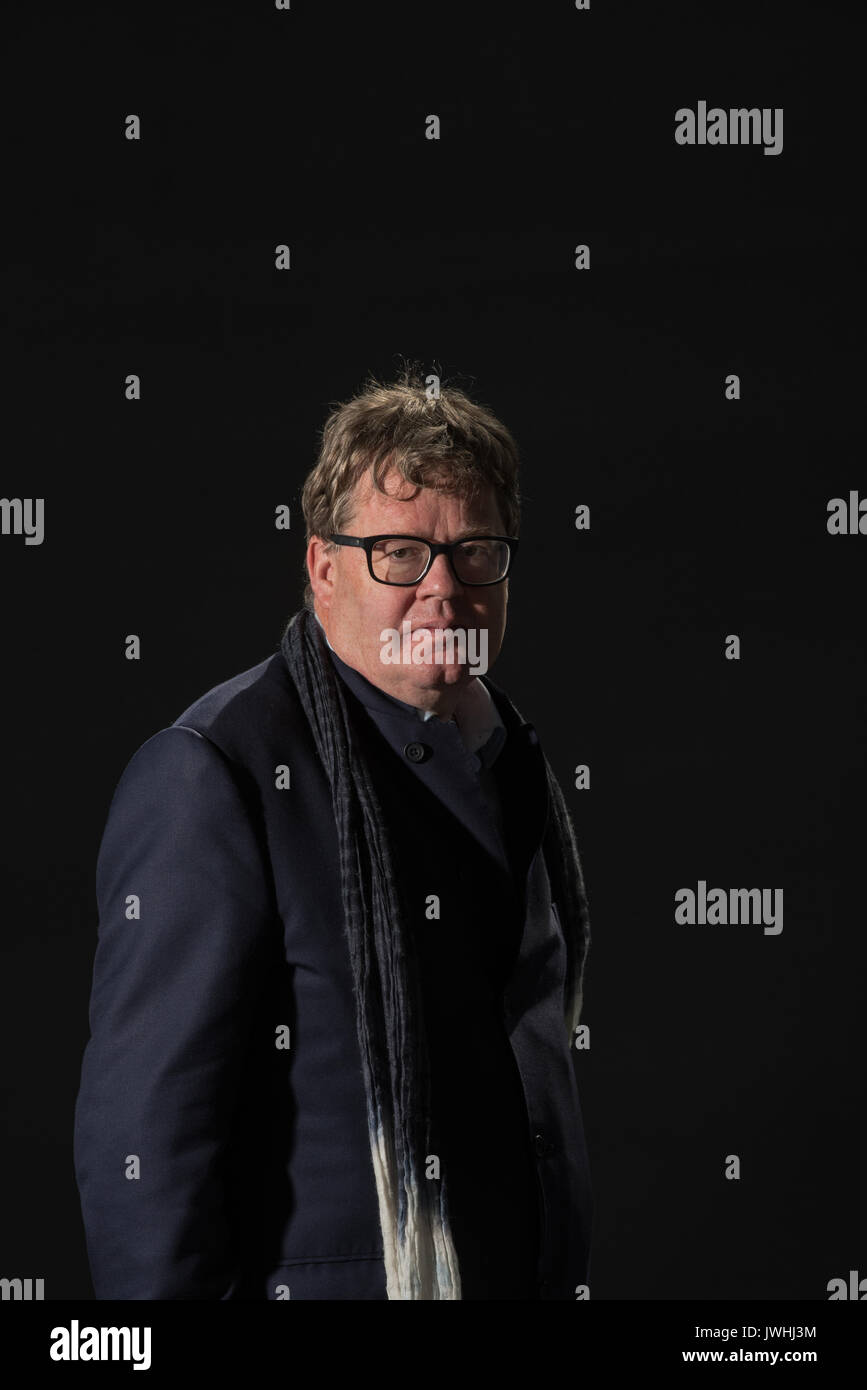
[2,0,864,1300]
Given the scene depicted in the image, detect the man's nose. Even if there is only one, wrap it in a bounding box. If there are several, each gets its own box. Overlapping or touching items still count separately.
[416,551,464,599]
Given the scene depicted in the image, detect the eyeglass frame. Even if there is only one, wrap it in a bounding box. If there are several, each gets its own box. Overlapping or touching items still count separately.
[327,532,519,587]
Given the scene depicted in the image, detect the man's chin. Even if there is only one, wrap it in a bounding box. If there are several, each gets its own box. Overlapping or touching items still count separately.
[406,657,485,695]
[408,661,469,686]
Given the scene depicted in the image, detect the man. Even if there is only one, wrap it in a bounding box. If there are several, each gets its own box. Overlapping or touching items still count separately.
[73,370,593,1300]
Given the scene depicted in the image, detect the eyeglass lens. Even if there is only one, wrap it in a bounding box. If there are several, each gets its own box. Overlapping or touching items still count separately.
[370,537,509,585]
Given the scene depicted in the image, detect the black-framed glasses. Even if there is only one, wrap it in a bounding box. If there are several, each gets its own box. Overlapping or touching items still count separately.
[328,533,519,586]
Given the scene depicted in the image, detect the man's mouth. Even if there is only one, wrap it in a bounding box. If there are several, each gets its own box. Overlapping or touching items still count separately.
[411,622,463,632]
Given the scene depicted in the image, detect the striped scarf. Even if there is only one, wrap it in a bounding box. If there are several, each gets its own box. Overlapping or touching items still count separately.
[280,606,591,1299]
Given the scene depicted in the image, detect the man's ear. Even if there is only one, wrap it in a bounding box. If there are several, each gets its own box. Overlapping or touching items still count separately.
[307,535,337,610]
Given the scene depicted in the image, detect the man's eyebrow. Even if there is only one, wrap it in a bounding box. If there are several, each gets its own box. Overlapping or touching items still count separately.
[389,526,501,541]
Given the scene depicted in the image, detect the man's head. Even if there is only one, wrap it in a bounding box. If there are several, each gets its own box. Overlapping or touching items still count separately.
[302,368,521,719]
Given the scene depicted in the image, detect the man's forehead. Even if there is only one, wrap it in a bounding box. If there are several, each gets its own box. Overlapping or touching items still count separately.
[349,471,500,526]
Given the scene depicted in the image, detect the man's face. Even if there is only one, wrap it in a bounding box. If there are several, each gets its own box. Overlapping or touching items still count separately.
[307,469,510,718]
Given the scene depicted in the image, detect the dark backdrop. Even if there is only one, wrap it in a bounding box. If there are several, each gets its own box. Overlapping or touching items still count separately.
[2,0,864,1300]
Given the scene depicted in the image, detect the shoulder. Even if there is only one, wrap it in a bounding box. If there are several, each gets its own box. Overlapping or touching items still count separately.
[171,652,296,737]
[167,649,315,768]
[106,651,312,808]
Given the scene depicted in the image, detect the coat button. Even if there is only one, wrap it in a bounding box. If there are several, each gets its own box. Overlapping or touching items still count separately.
[534,1132,554,1157]
[404,742,429,763]
[538,1278,550,1298]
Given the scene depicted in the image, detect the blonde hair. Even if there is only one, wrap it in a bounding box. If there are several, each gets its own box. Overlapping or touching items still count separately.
[300,364,521,609]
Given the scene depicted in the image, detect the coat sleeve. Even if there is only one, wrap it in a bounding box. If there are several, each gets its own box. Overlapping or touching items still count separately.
[73,724,277,1299]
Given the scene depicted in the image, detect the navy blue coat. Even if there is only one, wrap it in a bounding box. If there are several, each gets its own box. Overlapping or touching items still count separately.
[73,640,593,1300]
